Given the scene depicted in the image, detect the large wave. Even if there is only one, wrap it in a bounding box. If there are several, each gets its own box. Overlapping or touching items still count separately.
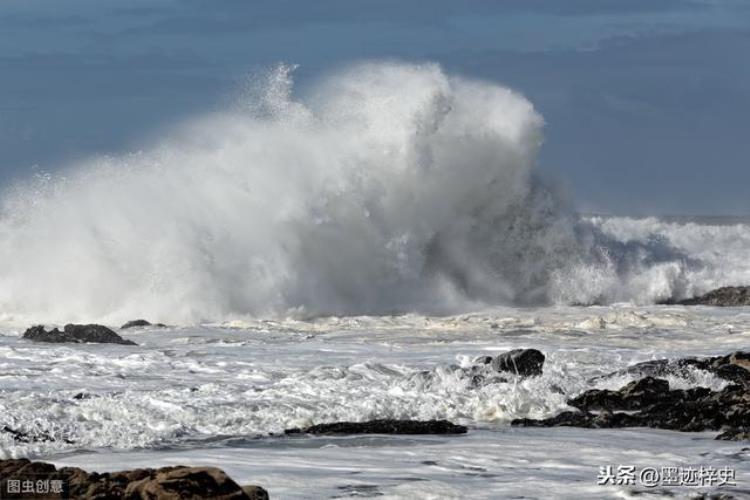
[0,62,748,324]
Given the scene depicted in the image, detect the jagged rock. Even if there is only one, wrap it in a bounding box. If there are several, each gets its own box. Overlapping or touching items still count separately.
[673,286,750,306]
[512,378,749,433]
[285,419,467,435]
[515,351,750,437]
[716,428,750,441]
[0,459,268,499]
[568,377,671,411]
[595,351,750,386]
[477,349,545,377]
[23,324,137,345]
[121,319,167,329]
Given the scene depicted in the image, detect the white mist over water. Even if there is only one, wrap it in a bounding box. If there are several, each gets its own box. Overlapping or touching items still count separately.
[0,61,748,324]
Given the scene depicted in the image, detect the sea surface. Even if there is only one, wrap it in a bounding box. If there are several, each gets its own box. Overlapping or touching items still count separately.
[1,303,749,499]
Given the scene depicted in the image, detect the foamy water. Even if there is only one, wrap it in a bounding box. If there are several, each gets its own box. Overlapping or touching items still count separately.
[1,306,748,498]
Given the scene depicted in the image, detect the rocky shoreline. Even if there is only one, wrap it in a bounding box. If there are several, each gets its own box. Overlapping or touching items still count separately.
[0,459,268,499]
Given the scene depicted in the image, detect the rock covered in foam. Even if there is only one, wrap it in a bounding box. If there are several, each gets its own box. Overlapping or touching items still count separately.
[612,350,750,386]
[0,459,269,499]
[23,324,137,345]
[285,419,467,436]
[675,285,750,306]
[512,351,750,439]
[476,348,545,377]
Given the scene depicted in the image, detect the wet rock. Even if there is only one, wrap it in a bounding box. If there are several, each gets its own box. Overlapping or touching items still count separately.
[242,485,271,500]
[23,324,137,345]
[1,425,71,444]
[0,459,268,499]
[568,377,671,411]
[512,378,749,433]
[2,426,49,443]
[121,319,167,329]
[284,419,467,435]
[596,351,750,386]
[673,285,750,306]
[477,349,545,377]
[716,428,750,441]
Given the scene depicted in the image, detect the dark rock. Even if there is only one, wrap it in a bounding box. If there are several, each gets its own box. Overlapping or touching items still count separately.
[242,485,271,500]
[121,319,167,329]
[284,419,467,435]
[568,377,671,411]
[0,458,268,499]
[22,325,69,343]
[673,286,750,306]
[487,349,545,377]
[716,428,750,441]
[2,426,43,443]
[22,324,137,345]
[512,377,749,434]
[1,425,71,444]
[596,351,750,386]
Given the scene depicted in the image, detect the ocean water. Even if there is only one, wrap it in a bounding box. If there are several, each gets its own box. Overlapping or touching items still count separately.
[0,62,749,498]
[1,306,749,498]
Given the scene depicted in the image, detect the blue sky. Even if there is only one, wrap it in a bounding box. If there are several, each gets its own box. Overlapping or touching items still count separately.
[1,0,748,215]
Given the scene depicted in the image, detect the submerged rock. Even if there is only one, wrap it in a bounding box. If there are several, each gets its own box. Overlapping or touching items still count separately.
[0,459,269,499]
[23,324,137,345]
[121,319,167,329]
[672,286,750,306]
[1,425,67,444]
[477,348,545,377]
[285,419,467,435]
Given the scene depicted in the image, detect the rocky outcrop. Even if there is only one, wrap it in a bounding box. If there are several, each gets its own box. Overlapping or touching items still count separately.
[671,286,750,306]
[598,351,750,386]
[476,348,545,377]
[285,419,467,436]
[512,352,750,439]
[23,324,137,345]
[121,319,167,329]
[512,380,748,433]
[0,459,268,499]
[716,428,750,441]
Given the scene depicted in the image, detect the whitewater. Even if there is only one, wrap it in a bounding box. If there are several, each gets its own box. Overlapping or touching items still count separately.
[0,62,748,498]
[1,62,749,324]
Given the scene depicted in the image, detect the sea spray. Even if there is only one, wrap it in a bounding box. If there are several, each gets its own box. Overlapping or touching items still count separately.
[0,62,748,324]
